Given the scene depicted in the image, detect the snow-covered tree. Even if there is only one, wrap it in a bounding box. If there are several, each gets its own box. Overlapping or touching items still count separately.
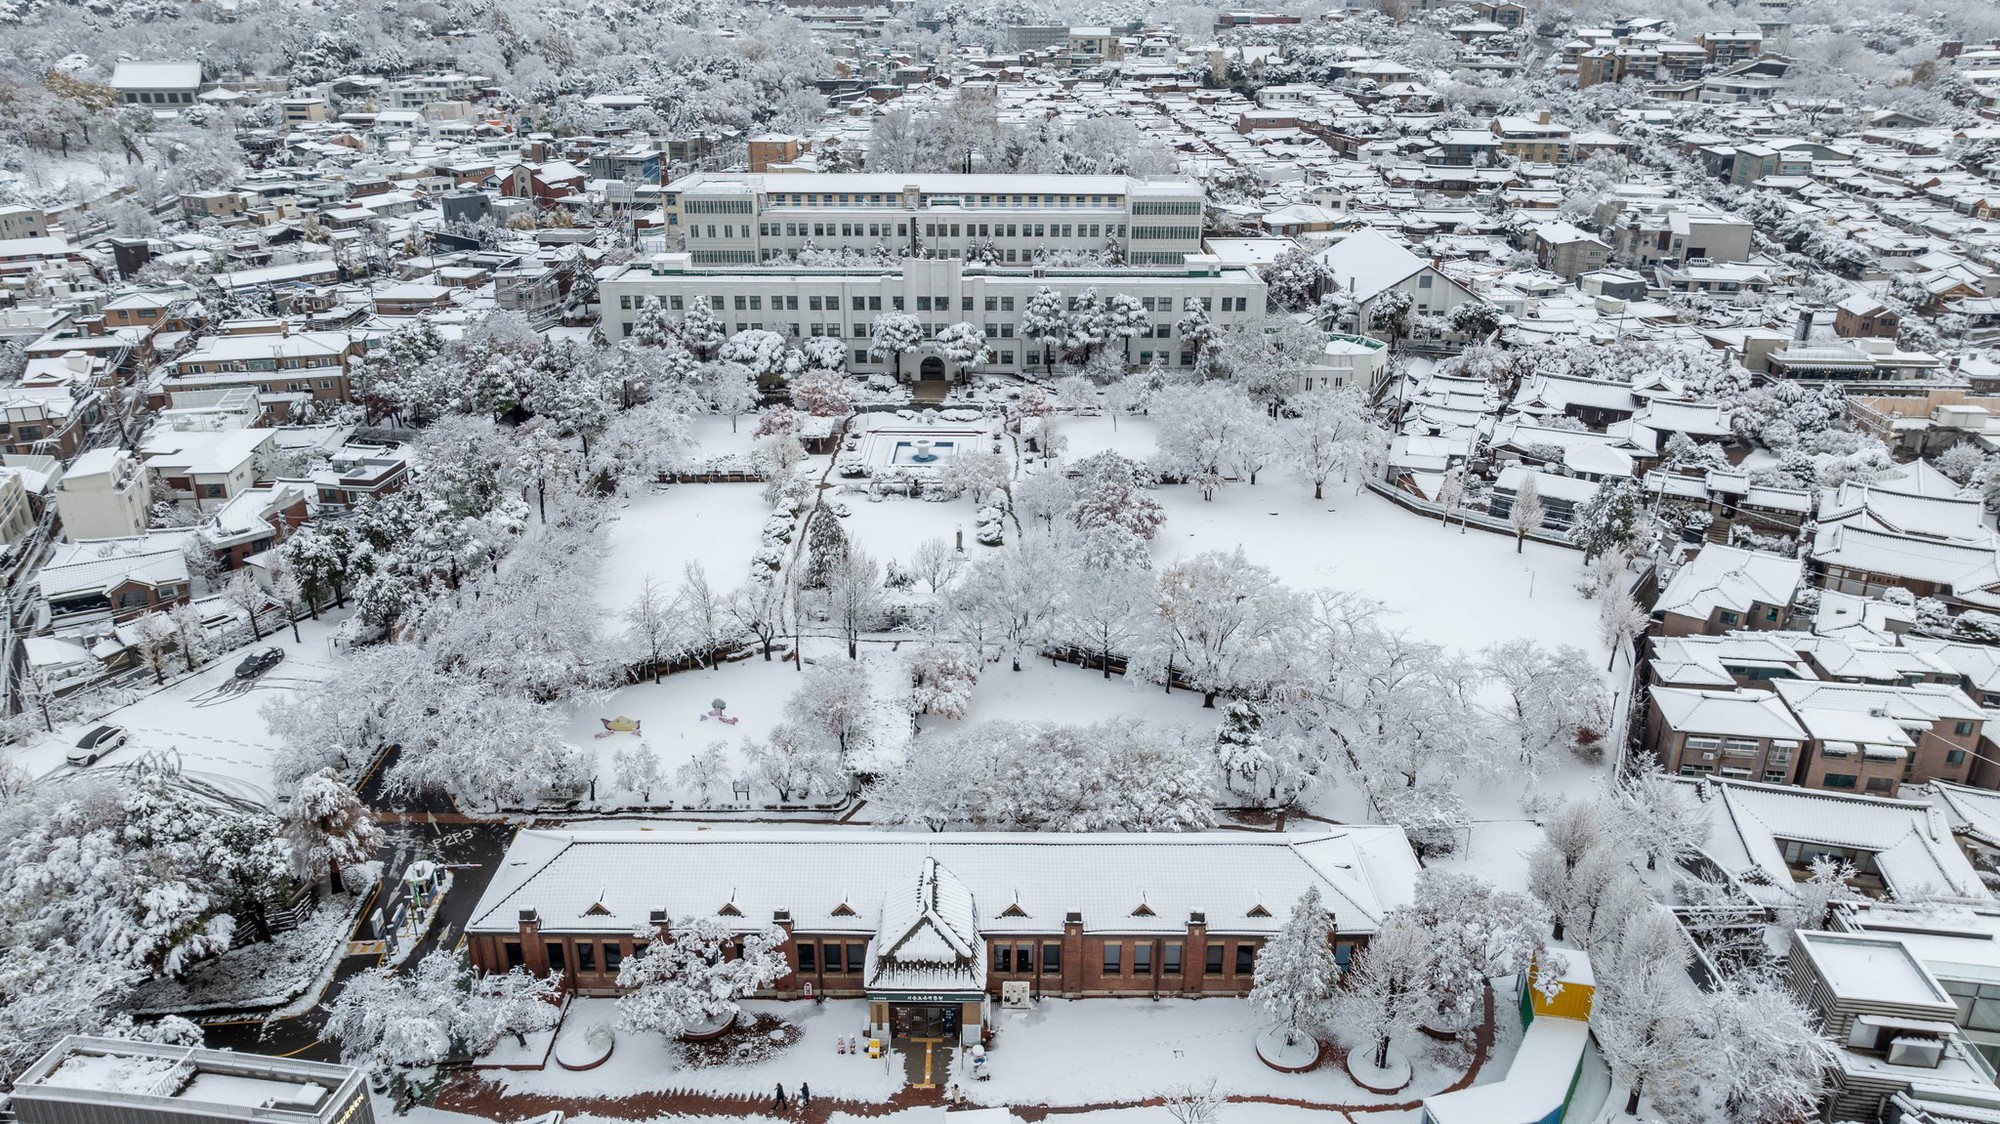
[1102,293,1150,365]
[1177,298,1221,374]
[1336,913,1433,1072]
[905,642,980,720]
[1613,760,1704,871]
[720,328,793,382]
[1148,548,1298,707]
[1056,562,1151,679]
[676,741,734,808]
[1594,908,1703,1117]
[282,768,383,886]
[1151,383,1262,501]
[1251,885,1340,1046]
[1693,977,1832,1124]
[613,743,665,803]
[1213,700,1270,794]
[1263,247,1330,312]
[745,723,847,803]
[1404,871,1549,1031]
[1783,856,1861,931]
[1483,640,1607,781]
[1284,386,1385,498]
[1509,474,1546,553]
[1572,479,1647,564]
[1022,287,1070,374]
[462,966,563,1052]
[617,917,787,1038]
[867,313,923,378]
[963,541,1066,672]
[823,547,884,661]
[785,659,873,760]
[789,368,851,417]
[933,321,990,381]
[1598,588,1649,671]
[322,950,467,1100]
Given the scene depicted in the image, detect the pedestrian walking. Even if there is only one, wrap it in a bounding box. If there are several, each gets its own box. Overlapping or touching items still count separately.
[774,1083,788,1113]
[800,1082,812,1109]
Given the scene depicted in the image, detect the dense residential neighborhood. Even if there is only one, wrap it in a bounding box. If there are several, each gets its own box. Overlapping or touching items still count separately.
[12,0,2000,1122]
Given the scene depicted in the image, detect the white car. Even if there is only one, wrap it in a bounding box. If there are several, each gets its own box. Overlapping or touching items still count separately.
[66,724,129,766]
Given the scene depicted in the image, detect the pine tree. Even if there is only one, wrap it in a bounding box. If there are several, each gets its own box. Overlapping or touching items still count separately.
[801,507,849,590]
[1251,885,1340,1046]
[1213,700,1269,793]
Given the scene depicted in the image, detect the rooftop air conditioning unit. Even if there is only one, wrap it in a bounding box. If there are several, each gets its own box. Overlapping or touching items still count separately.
[1887,1035,1946,1069]
[1001,980,1032,1010]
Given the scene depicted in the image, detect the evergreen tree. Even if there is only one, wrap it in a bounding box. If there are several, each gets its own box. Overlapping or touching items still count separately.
[1213,700,1269,794]
[1572,479,1646,564]
[801,507,849,590]
[1251,885,1340,1047]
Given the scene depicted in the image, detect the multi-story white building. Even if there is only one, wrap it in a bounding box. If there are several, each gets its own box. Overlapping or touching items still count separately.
[56,448,149,543]
[601,253,1267,379]
[662,173,1207,267]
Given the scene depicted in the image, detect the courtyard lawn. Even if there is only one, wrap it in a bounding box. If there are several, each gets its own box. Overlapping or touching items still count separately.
[595,483,773,615]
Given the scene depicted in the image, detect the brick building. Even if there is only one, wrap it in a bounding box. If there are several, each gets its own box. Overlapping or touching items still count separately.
[467,830,1419,1048]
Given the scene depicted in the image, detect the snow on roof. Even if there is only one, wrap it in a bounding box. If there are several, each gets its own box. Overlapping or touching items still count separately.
[1650,686,1806,739]
[38,536,192,599]
[1317,226,1424,303]
[673,172,1187,197]
[109,61,201,91]
[1928,781,2000,849]
[865,857,985,994]
[1810,525,2000,598]
[1795,931,1954,1008]
[468,830,1419,939]
[1676,778,1986,904]
[1655,544,1800,622]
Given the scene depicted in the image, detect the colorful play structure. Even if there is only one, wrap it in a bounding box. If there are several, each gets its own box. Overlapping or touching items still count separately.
[1421,951,1596,1124]
[594,716,642,738]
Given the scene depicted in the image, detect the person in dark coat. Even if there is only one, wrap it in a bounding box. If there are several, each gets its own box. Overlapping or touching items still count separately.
[774,1083,788,1112]
[800,1082,812,1109]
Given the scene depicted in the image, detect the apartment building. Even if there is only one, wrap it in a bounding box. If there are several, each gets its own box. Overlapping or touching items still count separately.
[57,447,149,542]
[1647,686,1808,783]
[600,253,1265,378]
[660,173,1207,267]
[155,330,361,410]
[1489,112,1573,163]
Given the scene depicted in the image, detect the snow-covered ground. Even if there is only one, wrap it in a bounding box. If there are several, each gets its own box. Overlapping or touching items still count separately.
[956,997,1464,1108]
[594,482,774,616]
[6,615,360,806]
[495,998,902,1101]
[567,647,1213,809]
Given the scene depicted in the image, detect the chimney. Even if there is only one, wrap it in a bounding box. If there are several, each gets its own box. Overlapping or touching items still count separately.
[1537,109,1551,124]
[1796,307,1813,342]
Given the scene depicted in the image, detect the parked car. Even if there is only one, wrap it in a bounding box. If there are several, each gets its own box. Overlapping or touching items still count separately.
[234,646,286,680]
[67,724,128,766]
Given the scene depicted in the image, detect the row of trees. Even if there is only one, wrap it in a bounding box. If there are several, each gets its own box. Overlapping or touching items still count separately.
[1527,795,1832,1121]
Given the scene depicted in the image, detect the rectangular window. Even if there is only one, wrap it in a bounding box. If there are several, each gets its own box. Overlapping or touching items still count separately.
[1866,777,1896,793]
[1133,944,1152,974]
[917,296,932,310]
[985,297,998,311]
[1102,944,1122,975]
[547,942,567,972]
[962,297,974,311]
[576,943,597,972]
[1419,274,1433,288]
[734,296,747,311]
[1957,721,1977,736]
[994,944,1011,972]
[847,943,865,972]
[1823,773,1858,789]
[855,349,869,365]
[825,943,843,973]
[852,296,865,310]
[1205,945,1224,975]
[798,942,816,972]
[1043,943,1061,974]
[1163,943,1182,974]
[1236,944,1256,975]
[504,941,524,969]
[1949,749,1968,765]
[670,296,684,310]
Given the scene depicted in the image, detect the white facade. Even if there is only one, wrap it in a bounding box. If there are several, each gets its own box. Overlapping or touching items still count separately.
[602,254,1267,377]
[662,173,1207,267]
[56,448,149,542]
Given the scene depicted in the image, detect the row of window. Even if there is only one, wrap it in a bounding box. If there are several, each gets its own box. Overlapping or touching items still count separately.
[1129,226,1201,241]
[1133,200,1203,216]
[684,199,755,214]
[619,293,1242,316]
[740,192,1131,208]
